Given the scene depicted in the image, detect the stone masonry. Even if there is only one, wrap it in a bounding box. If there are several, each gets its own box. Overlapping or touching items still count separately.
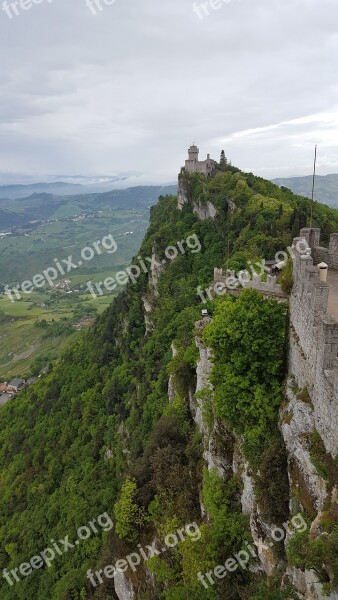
[301,227,338,270]
[183,144,217,177]
[289,229,338,457]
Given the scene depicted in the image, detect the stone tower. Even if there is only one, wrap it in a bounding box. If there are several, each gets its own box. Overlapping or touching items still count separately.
[188,143,199,161]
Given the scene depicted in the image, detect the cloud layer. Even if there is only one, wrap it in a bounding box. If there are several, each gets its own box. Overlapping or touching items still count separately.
[0,0,337,182]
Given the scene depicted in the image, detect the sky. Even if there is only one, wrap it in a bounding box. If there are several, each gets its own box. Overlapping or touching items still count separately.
[0,0,338,184]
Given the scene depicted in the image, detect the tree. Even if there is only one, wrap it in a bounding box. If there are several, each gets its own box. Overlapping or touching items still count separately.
[114,476,144,541]
[220,150,227,169]
[203,290,288,463]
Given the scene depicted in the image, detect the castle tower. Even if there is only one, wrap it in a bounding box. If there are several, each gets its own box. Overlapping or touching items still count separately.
[183,143,216,176]
[188,144,199,162]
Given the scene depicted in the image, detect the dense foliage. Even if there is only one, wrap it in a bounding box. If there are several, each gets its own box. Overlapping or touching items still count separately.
[0,166,337,599]
[203,290,288,464]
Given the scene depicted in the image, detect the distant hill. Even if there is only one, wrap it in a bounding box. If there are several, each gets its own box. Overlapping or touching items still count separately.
[272,173,338,209]
[0,178,176,199]
[0,185,177,230]
[0,184,177,377]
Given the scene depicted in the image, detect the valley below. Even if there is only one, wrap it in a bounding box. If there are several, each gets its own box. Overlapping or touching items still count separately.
[0,185,175,380]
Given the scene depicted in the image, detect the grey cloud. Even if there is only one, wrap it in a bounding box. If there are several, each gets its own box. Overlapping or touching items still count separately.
[0,0,337,181]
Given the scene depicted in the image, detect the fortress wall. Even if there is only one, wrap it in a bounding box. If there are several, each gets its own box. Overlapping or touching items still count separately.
[213,268,285,297]
[290,234,338,457]
[301,228,338,269]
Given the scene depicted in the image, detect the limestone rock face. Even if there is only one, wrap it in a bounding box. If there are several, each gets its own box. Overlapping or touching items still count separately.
[114,572,135,600]
[193,318,213,434]
[191,319,280,574]
[233,442,280,576]
[286,567,338,600]
[104,448,114,461]
[191,318,233,478]
[193,200,217,221]
[279,383,338,598]
[168,344,177,403]
[226,197,237,212]
[141,296,152,314]
[177,178,217,219]
[168,375,176,403]
[149,244,165,296]
[177,178,189,210]
[281,384,328,513]
[141,295,154,332]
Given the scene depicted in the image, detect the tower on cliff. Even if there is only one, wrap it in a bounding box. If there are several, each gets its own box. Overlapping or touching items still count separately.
[184,143,216,177]
[188,143,199,162]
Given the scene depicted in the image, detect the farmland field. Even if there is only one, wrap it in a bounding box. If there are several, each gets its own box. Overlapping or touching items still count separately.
[0,184,176,380]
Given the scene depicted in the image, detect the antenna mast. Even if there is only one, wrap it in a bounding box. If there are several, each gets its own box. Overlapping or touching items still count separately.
[310,145,317,227]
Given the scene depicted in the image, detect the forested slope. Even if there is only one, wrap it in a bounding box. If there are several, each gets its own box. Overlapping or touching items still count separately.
[0,165,337,600]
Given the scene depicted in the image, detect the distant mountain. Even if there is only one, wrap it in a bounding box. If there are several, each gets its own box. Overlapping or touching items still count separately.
[0,182,86,199]
[272,173,338,209]
[0,177,176,199]
[0,185,177,230]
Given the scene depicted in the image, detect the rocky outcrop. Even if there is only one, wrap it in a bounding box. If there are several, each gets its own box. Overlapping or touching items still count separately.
[114,572,135,600]
[191,318,234,479]
[285,567,338,600]
[149,244,165,296]
[168,344,177,403]
[279,381,338,598]
[191,319,280,574]
[104,448,114,461]
[226,197,237,212]
[233,441,280,576]
[193,200,217,220]
[281,383,328,513]
[192,318,213,433]
[177,177,189,210]
[177,177,217,219]
[141,295,154,333]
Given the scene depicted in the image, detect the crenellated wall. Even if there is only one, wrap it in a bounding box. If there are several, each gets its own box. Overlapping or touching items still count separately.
[301,227,338,270]
[213,267,286,299]
[289,231,338,457]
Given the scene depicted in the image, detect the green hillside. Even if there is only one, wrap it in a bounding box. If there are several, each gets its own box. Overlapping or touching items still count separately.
[0,186,176,227]
[0,186,175,379]
[273,173,338,209]
[0,165,337,599]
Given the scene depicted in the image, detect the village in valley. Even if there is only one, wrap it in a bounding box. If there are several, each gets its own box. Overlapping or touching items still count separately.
[0,370,48,405]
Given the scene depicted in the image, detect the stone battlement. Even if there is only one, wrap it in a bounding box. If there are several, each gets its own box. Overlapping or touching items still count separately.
[300,227,338,270]
[213,267,286,298]
[290,230,338,456]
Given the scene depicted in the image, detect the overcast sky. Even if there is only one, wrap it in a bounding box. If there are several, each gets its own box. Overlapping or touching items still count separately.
[1,0,337,184]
